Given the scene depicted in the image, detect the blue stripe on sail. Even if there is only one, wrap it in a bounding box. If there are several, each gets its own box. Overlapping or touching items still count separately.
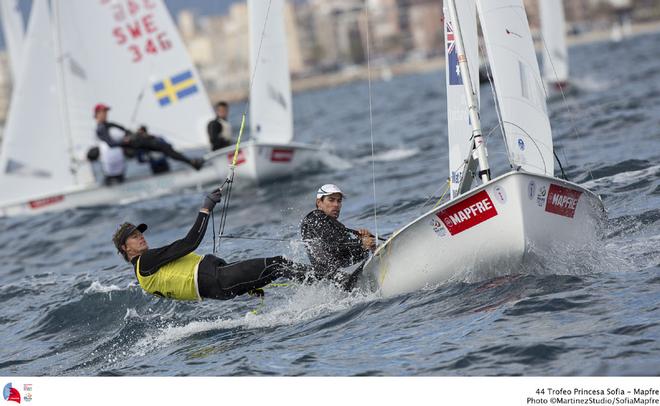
[158,97,171,107]
[176,85,198,99]
[171,70,193,85]
[153,82,165,92]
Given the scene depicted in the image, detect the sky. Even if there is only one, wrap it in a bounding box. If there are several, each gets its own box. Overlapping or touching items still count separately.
[0,0,241,50]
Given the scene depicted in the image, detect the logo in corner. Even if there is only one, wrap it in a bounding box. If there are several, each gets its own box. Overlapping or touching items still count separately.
[517,138,525,151]
[22,384,32,403]
[3,383,21,404]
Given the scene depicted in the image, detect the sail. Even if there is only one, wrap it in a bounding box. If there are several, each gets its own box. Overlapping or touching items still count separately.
[0,0,76,205]
[475,0,554,176]
[0,0,25,83]
[54,0,213,150]
[540,0,568,87]
[444,0,479,199]
[248,0,294,144]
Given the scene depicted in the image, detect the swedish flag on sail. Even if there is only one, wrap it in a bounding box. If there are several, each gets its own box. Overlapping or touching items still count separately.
[153,70,199,107]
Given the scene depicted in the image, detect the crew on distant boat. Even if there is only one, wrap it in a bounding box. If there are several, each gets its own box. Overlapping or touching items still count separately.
[127,125,204,172]
[94,103,128,185]
[133,126,170,174]
[94,104,204,183]
[300,184,376,290]
[113,188,311,301]
[207,101,233,151]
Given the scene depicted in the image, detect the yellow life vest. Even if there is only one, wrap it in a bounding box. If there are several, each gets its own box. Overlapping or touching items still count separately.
[135,253,203,301]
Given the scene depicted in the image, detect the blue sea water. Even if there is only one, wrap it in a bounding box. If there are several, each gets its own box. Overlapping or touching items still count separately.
[0,31,659,376]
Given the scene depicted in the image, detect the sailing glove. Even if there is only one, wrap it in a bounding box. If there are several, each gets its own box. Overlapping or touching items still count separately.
[202,188,223,211]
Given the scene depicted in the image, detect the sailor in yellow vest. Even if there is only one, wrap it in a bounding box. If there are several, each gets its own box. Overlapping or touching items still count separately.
[112,189,308,301]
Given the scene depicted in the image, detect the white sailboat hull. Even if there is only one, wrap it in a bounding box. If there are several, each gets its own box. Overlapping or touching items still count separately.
[358,171,606,297]
[205,140,325,185]
[0,155,230,218]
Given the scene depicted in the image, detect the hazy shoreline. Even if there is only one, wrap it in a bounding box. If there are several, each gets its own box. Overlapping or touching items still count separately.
[211,19,660,104]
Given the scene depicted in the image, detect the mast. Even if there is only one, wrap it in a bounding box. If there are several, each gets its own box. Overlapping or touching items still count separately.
[446,0,490,190]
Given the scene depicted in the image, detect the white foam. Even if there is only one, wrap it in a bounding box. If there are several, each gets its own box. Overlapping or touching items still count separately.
[131,282,378,355]
[123,308,142,320]
[84,281,122,294]
[358,148,419,163]
[574,75,613,93]
[319,152,353,170]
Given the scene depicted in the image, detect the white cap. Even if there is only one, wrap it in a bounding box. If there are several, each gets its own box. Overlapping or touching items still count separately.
[316,184,344,199]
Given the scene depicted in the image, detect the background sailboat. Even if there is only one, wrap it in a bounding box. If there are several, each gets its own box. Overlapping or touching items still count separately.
[206,0,332,185]
[0,0,229,217]
[357,0,605,298]
[539,0,570,97]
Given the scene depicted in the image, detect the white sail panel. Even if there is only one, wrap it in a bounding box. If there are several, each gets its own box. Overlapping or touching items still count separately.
[476,0,554,176]
[444,0,479,199]
[540,0,568,87]
[0,0,75,204]
[248,0,294,144]
[55,0,213,150]
[0,0,25,83]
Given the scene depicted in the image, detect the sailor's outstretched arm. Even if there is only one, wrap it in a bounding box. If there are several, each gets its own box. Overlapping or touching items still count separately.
[138,211,210,274]
[138,189,222,274]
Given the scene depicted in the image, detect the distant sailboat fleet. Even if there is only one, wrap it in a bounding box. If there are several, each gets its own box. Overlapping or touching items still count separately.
[0,0,332,217]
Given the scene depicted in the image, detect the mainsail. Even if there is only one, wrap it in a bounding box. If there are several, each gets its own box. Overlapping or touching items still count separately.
[0,0,77,205]
[476,0,554,176]
[54,0,213,150]
[248,0,294,144]
[444,0,479,199]
[539,0,568,87]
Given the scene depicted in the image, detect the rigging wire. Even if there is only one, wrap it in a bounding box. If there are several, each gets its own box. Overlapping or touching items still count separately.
[214,0,273,253]
[364,3,380,245]
[538,35,594,182]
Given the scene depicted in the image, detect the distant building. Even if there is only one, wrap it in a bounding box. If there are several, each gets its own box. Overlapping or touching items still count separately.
[163,0,660,100]
[408,1,443,57]
[368,0,405,59]
[309,0,366,67]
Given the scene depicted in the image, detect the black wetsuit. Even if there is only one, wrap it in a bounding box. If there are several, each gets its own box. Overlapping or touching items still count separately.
[207,117,231,151]
[131,211,308,300]
[126,134,202,170]
[96,121,128,147]
[300,209,370,287]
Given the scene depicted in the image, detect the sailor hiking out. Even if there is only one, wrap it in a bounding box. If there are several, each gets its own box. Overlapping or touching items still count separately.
[126,125,204,172]
[93,103,204,185]
[113,188,309,301]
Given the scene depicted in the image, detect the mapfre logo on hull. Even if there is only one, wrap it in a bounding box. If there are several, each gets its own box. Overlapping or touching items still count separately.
[545,184,582,218]
[436,190,498,235]
[29,195,64,209]
[271,148,294,163]
[228,150,246,165]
